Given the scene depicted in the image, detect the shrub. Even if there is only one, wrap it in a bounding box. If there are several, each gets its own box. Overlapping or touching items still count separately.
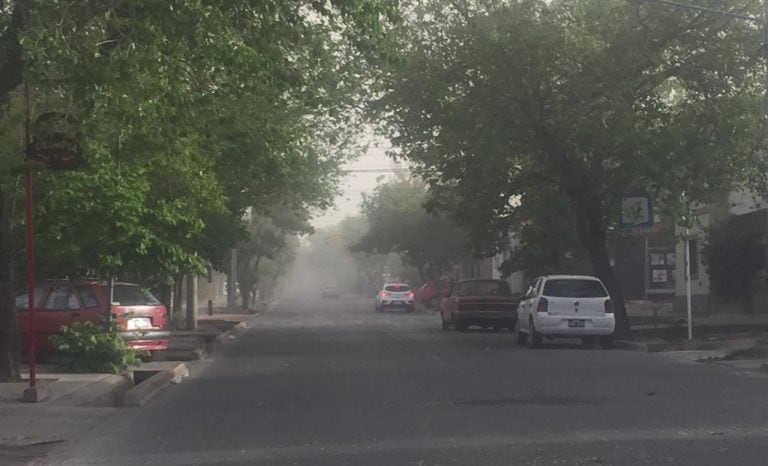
[50,318,144,373]
[703,222,764,306]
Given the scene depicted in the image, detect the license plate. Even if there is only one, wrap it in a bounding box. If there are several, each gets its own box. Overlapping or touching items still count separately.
[126,317,152,330]
[568,319,585,328]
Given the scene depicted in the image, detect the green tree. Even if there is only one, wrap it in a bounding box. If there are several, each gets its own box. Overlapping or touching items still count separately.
[373,0,766,338]
[237,208,313,309]
[354,178,468,279]
[0,0,398,381]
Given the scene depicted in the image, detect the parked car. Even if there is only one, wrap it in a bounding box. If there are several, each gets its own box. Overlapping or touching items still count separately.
[321,285,340,298]
[516,275,615,349]
[439,279,518,331]
[417,280,451,308]
[375,283,415,312]
[15,280,170,358]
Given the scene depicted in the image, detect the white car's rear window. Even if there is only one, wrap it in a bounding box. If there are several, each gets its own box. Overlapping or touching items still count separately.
[385,285,411,292]
[543,279,607,298]
[104,285,161,306]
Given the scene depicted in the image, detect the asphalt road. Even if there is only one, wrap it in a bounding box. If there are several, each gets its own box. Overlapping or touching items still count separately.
[50,295,768,465]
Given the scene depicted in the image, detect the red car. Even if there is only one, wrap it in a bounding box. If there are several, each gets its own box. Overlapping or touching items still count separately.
[16,280,170,357]
[439,279,518,332]
[417,280,451,308]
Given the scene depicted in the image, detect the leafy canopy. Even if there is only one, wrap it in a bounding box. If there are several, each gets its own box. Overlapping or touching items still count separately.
[1,0,400,282]
[354,178,468,278]
[373,0,766,336]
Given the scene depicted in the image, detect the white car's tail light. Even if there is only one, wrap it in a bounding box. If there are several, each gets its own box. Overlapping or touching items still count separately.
[537,297,549,313]
[605,299,613,313]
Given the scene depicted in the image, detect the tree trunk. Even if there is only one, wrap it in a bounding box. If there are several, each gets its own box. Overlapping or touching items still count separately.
[0,188,21,382]
[172,274,183,324]
[239,280,251,310]
[237,256,260,310]
[573,195,631,339]
[0,0,30,383]
[157,282,172,311]
[185,274,197,331]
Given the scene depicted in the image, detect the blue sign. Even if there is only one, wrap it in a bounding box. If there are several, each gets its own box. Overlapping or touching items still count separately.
[619,194,653,228]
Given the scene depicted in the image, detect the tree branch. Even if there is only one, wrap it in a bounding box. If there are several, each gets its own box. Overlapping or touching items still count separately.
[0,0,32,101]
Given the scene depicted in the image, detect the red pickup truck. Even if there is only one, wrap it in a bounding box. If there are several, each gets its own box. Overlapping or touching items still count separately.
[439,279,518,332]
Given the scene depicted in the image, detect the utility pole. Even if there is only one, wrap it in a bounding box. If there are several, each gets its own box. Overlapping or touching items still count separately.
[186,273,198,331]
[685,229,693,340]
[763,0,768,113]
[227,248,237,310]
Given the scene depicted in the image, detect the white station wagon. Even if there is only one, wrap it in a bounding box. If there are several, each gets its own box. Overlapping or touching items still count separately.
[515,275,615,349]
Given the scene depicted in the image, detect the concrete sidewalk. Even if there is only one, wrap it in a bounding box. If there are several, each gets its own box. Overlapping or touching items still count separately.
[0,311,257,465]
[0,374,125,465]
[625,299,768,333]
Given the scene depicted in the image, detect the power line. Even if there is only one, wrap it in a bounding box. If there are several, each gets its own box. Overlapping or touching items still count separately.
[341,168,411,173]
[636,0,760,21]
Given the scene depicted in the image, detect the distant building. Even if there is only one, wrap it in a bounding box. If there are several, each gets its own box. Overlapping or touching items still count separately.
[674,191,768,315]
[461,225,677,306]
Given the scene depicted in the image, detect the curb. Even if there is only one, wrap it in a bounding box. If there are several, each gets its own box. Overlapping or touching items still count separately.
[631,322,768,339]
[121,363,188,407]
[615,340,676,352]
[214,320,249,344]
[163,347,207,361]
[53,374,134,407]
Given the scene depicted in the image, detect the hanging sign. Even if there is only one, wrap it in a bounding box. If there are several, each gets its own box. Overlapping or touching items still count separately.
[26,112,84,170]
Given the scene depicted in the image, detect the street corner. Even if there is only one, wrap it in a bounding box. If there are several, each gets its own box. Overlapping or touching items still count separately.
[0,435,67,466]
[705,338,768,376]
[121,362,189,407]
[203,315,252,344]
[614,339,676,353]
[150,313,255,361]
[632,333,768,374]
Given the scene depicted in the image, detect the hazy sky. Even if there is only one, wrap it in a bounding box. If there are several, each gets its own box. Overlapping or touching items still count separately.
[312,144,407,229]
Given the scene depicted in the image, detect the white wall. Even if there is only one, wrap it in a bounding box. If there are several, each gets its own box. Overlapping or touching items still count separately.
[674,213,710,300]
[728,191,766,216]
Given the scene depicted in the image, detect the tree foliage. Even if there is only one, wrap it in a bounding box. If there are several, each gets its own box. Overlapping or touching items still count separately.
[236,208,312,309]
[703,221,764,307]
[0,0,399,381]
[373,0,766,338]
[354,178,468,278]
[305,216,412,293]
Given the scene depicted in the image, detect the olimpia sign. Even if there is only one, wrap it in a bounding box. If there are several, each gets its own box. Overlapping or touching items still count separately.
[26,112,85,170]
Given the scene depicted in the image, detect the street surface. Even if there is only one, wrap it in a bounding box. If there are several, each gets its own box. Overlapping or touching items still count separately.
[50,295,768,465]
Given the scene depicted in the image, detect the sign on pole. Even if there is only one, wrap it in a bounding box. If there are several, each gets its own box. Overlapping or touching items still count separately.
[25,112,84,170]
[619,194,653,228]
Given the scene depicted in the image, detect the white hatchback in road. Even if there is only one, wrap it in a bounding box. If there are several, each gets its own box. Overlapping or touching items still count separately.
[516,275,615,349]
[375,283,415,312]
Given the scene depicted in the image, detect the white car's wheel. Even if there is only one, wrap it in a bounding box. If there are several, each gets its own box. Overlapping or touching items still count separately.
[600,334,614,349]
[514,320,527,345]
[528,319,542,349]
[441,316,450,330]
